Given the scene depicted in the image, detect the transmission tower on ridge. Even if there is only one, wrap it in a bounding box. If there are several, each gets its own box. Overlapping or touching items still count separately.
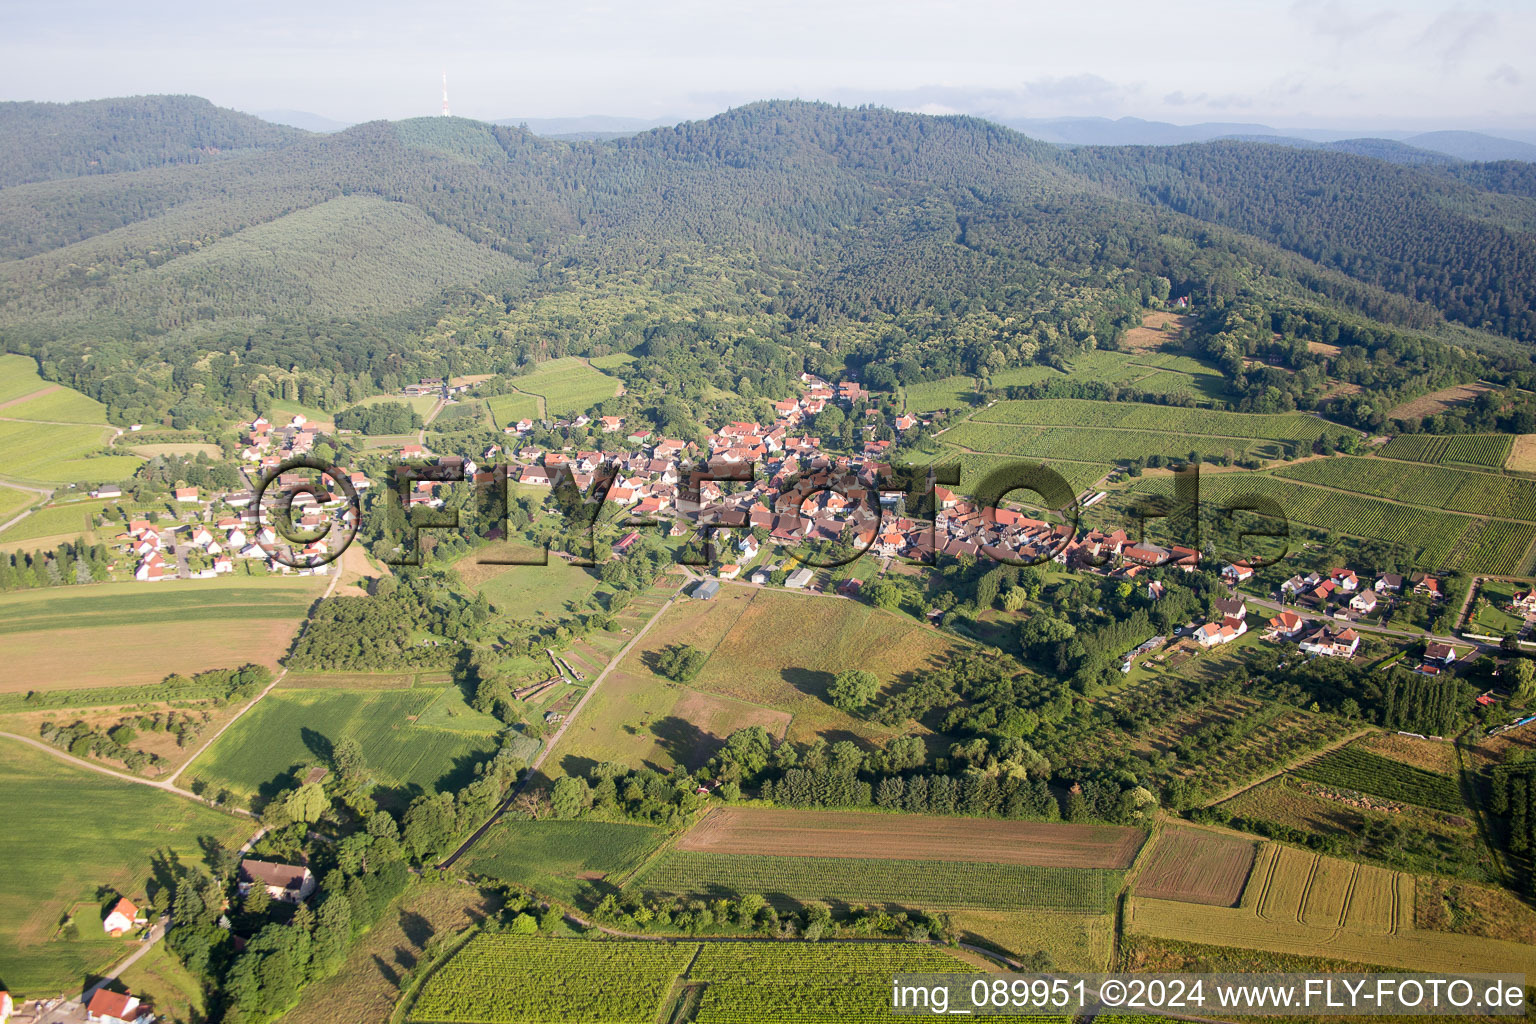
[441,71,450,117]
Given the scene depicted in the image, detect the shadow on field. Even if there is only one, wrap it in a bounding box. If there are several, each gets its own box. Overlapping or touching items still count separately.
[559,753,598,778]
[780,667,833,700]
[650,715,715,768]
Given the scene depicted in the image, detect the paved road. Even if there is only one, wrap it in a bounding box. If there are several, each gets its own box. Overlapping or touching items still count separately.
[437,579,685,868]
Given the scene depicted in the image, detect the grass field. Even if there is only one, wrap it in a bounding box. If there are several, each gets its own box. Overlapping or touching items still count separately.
[947,908,1115,971]
[184,686,502,807]
[344,393,439,418]
[903,375,981,413]
[628,850,1123,913]
[463,819,665,901]
[0,576,323,690]
[455,546,603,618]
[0,741,250,998]
[545,587,952,777]
[0,353,48,403]
[128,442,222,458]
[678,806,1144,868]
[504,357,622,417]
[284,882,497,1024]
[0,354,142,483]
[0,481,36,520]
[1133,828,1257,907]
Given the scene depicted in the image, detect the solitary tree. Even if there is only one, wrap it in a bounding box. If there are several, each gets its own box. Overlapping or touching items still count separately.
[827,669,880,712]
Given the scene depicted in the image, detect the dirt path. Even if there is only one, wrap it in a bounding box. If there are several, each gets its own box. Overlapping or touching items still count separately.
[437,578,686,868]
[507,383,547,420]
[1,565,341,806]
[0,384,61,411]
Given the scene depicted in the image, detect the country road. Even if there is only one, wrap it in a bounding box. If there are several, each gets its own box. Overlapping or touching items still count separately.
[436,578,686,868]
[1245,592,1498,654]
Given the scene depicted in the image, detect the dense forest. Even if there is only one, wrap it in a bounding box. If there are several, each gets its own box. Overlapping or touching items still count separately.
[2,96,1536,432]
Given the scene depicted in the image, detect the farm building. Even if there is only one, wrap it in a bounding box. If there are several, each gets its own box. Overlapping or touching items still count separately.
[785,567,815,589]
[238,859,315,903]
[692,579,721,601]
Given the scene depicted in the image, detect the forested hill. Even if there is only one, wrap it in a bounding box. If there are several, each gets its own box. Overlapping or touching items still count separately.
[3,97,1536,427]
[0,95,306,187]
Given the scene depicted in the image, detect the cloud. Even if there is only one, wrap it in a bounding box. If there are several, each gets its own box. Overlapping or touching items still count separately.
[1416,8,1498,68]
[1290,0,1399,44]
[1488,63,1521,87]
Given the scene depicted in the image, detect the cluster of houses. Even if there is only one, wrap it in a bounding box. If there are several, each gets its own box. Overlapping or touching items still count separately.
[120,415,368,581]
[1254,568,1455,663]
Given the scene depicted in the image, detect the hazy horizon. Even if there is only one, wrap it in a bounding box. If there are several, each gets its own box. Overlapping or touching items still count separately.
[2,0,1533,138]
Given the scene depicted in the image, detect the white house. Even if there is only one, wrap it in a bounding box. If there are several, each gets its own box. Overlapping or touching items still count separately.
[1350,589,1379,613]
[102,897,141,936]
[86,989,148,1024]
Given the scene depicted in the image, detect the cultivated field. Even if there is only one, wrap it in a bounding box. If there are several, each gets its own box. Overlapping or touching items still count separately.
[678,806,1144,868]
[1293,743,1464,812]
[1126,842,1536,974]
[1121,473,1504,571]
[0,576,322,689]
[502,356,622,417]
[687,942,1018,1024]
[976,399,1337,441]
[1276,455,1536,521]
[628,850,1123,913]
[0,418,141,484]
[0,742,249,998]
[1378,433,1514,469]
[409,934,695,1023]
[0,354,142,483]
[183,685,502,806]
[408,935,1003,1024]
[1132,828,1257,906]
[483,391,542,428]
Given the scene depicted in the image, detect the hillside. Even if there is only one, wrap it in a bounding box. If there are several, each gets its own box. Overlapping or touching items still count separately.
[2,99,1536,428]
[0,94,304,188]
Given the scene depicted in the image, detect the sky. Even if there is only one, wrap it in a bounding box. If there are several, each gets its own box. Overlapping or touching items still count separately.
[2,0,1533,136]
